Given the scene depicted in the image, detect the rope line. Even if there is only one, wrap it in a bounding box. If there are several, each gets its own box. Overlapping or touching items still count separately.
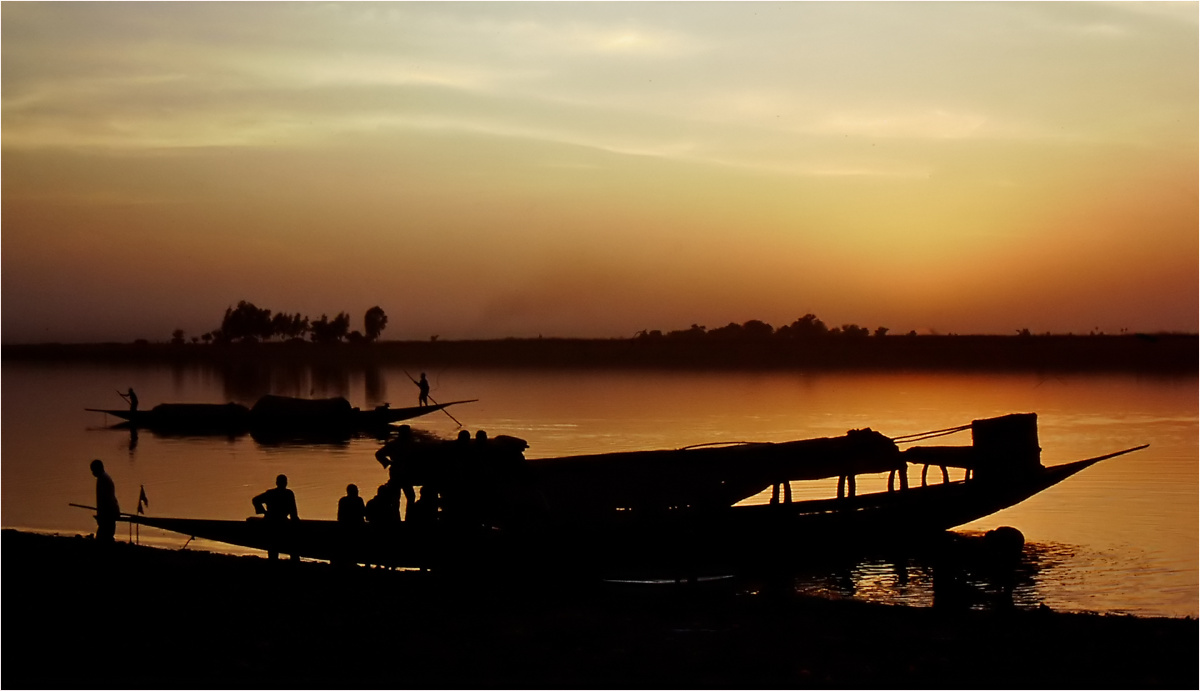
[674,424,974,451]
[890,423,972,444]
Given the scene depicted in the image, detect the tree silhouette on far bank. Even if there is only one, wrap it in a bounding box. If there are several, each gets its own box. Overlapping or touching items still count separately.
[636,314,891,343]
[309,313,351,344]
[220,301,273,343]
[271,313,310,341]
[194,302,387,345]
[775,314,829,339]
[364,306,388,342]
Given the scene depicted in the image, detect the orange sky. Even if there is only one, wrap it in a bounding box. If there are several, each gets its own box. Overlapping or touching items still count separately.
[3,2,1197,343]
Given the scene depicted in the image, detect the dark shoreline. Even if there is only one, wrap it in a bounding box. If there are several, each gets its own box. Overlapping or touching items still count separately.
[3,530,1195,689]
[3,333,1197,373]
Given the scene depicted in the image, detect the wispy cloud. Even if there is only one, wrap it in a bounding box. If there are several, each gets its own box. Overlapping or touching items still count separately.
[2,2,1195,341]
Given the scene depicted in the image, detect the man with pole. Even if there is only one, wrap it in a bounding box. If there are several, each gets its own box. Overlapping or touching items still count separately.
[416,373,431,406]
[404,370,462,427]
[118,387,138,411]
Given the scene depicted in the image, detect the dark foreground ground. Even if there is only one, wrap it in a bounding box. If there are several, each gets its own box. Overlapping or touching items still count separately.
[3,530,1196,689]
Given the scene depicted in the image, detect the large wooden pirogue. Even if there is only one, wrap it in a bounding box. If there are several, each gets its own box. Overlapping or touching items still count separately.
[110,413,1146,572]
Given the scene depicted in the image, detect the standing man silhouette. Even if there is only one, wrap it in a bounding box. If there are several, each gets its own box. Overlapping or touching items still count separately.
[119,387,139,412]
[375,426,417,516]
[253,474,300,559]
[416,373,430,407]
[335,483,366,567]
[90,459,120,543]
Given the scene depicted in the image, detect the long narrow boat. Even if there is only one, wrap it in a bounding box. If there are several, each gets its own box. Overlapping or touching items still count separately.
[86,395,476,438]
[113,449,1141,572]
[108,413,1147,573]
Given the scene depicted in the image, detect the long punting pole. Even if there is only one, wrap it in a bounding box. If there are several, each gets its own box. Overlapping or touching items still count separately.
[403,369,463,427]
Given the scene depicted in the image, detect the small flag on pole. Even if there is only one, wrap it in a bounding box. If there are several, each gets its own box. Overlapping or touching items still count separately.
[138,485,149,515]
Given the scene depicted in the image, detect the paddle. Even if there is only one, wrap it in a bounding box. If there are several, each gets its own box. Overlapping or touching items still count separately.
[403,370,463,427]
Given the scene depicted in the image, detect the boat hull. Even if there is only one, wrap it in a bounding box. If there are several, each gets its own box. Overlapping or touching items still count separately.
[119,452,1132,573]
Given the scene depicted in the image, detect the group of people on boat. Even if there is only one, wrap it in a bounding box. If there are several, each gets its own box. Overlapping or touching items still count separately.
[238,423,532,549]
[335,481,438,528]
[367,424,531,527]
[84,415,531,560]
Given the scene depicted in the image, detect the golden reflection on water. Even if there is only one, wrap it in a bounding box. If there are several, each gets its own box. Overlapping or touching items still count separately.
[2,363,1195,617]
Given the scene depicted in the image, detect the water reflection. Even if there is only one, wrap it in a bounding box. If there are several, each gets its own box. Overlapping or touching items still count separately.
[2,361,1195,617]
[99,416,400,450]
[205,360,389,406]
[792,534,1060,612]
[785,536,1189,616]
[365,366,386,407]
[219,361,275,402]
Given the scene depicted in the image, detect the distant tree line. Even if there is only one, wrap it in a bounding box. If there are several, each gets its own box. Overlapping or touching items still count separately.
[172,302,388,345]
[634,314,907,342]
[166,306,1147,346]
[633,316,1144,342]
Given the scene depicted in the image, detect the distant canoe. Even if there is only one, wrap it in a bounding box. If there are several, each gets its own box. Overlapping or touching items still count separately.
[247,395,474,430]
[86,396,476,437]
[86,402,250,432]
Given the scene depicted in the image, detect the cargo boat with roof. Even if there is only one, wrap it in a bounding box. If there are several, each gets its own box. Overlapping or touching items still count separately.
[95,413,1146,572]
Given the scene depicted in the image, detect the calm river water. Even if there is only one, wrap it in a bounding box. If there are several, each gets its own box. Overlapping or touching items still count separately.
[2,361,1195,618]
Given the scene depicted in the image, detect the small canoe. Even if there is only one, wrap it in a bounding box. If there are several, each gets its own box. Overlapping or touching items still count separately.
[87,396,477,437]
[85,403,250,432]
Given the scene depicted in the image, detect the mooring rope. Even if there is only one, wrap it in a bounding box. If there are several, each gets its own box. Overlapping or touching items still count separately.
[890,423,972,444]
[676,424,973,451]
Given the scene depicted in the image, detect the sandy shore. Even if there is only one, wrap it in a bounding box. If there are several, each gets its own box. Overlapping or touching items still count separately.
[3,529,1195,689]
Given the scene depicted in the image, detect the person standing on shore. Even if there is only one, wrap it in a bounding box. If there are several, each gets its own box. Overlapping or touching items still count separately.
[253,474,300,559]
[335,483,366,567]
[90,459,120,543]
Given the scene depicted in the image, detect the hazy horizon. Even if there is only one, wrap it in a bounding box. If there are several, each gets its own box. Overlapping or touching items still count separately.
[3,2,1197,345]
[5,313,1198,347]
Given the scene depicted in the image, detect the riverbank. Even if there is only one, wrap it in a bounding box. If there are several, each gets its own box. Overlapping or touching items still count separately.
[3,530,1195,688]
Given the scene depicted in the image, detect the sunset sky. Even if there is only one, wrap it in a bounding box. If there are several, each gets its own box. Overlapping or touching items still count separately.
[3,2,1196,343]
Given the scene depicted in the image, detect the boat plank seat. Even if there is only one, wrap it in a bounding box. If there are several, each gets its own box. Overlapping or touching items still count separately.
[903,446,977,485]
